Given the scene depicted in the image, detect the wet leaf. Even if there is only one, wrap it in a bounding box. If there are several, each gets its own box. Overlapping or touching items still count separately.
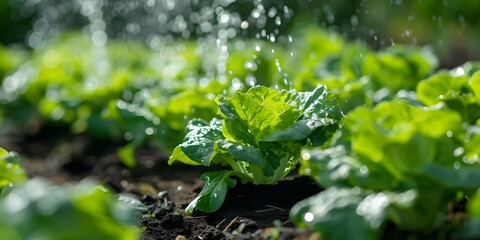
[168,118,223,166]
[0,148,26,193]
[263,85,343,146]
[186,171,236,214]
[215,140,265,166]
[290,188,384,240]
[217,86,301,144]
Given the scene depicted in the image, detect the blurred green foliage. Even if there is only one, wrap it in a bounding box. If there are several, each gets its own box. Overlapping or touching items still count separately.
[0,178,141,240]
[0,28,438,160]
[3,0,480,66]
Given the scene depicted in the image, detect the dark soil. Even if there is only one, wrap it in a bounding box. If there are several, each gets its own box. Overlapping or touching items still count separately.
[139,176,320,240]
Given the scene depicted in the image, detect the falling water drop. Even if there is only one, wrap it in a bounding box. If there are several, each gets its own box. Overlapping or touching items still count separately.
[275,16,282,26]
[453,161,461,169]
[304,212,314,222]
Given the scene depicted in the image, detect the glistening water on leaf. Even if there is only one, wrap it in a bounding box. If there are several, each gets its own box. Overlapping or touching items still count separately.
[0,148,27,196]
[169,84,343,213]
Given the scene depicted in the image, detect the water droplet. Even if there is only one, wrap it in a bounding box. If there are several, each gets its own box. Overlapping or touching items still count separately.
[456,67,465,76]
[446,130,453,138]
[246,75,257,86]
[268,7,277,18]
[274,16,282,26]
[219,14,230,24]
[124,132,133,141]
[121,180,129,188]
[304,212,314,222]
[260,29,267,37]
[453,161,461,169]
[390,38,395,46]
[301,151,311,160]
[454,147,464,157]
[127,104,136,112]
[251,9,261,18]
[240,21,249,29]
[145,127,155,135]
[274,58,281,69]
[177,186,183,191]
[269,33,276,42]
[244,61,257,71]
[359,165,368,174]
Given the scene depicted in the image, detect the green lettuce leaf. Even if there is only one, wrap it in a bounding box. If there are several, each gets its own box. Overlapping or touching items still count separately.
[299,146,396,190]
[263,84,343,146]
[341,101,463,179]
[185,171,237,214]
[422,163,480,191]
[417,72,469,106]
[362,46,437,93]
[169,118,223,166]
[0,148,26,195]
[215,140,265,166]
[216,86,301,144]
[417,64,480,124]
[290,187,416,240]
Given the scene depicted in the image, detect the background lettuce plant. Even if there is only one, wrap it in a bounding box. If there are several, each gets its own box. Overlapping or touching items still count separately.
[291,100,480,239]
[0,178,141,240]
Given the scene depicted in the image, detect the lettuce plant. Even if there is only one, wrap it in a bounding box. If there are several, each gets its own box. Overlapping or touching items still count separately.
[291,101,480,239]
[169,85,343,213]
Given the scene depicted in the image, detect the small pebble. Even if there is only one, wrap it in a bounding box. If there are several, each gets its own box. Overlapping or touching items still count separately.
[175,235,187,240]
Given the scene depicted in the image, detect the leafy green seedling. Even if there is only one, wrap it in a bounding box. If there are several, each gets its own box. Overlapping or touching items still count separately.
[169,85,343,213]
